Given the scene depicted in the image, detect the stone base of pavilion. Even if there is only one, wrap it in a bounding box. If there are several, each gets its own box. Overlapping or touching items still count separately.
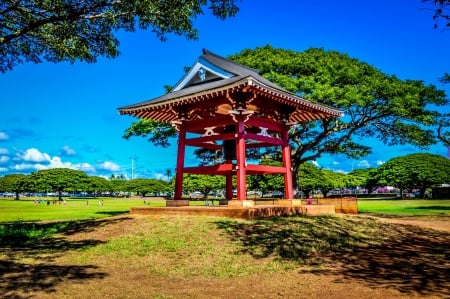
[130,202,339,220]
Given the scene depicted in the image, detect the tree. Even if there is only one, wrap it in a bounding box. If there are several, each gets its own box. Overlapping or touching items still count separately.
[374,153,450,198]
[182,174,225,200]
[85,176,112,197]
[122,46,448,193]
[316,169,346,198]
[0,0,240,72]
[109,174,127,196]
[229,46,448,190]
[124,178,170,197]
[247,159,284,194]
[0,174,26,200]
[346,168,378,194]
[25,168,88,200]
[422,0,450,29]
[297,162,323,198]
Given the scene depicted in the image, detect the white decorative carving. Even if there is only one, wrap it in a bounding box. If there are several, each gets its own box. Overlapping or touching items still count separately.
[203,126,218,136]
[257,127,270,137]
[171,120,182,131]
[228,109,254,122]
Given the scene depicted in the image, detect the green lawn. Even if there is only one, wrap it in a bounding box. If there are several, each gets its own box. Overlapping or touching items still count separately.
[1,197,450,223]
[0,197,158,222]
[357,199,450,216]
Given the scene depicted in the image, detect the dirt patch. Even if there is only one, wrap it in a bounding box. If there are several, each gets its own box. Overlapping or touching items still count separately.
[363,214,450,233]
[1,214,449,299]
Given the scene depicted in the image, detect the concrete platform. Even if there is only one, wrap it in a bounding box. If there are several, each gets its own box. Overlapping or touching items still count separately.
[130,204,336,220]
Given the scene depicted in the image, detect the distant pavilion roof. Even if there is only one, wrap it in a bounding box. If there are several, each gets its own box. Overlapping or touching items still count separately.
[118,49,343,124]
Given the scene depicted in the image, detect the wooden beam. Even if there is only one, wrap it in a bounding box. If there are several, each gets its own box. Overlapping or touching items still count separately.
[244,133,283,146]
[184,115,232,132]
[186,132,235,145]
[184,140,222,150]
[246,164,287,174]
[246,116,283,132]
[183,164,234,175]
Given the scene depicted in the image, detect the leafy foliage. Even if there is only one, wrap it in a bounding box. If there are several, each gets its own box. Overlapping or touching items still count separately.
[374,153,450,198]
[123,119,176,147]
[182,173,225,197]
[0,174,26,200]
[124,178,171,196]
[229,46,448,188]
[422,0,450,29]
[0,0,240,72]
[247,159,284,193]
[24,168,89,199]
[122,46,448,194]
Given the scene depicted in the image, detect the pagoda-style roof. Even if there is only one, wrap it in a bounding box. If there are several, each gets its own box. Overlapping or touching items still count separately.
[118,49,343,124]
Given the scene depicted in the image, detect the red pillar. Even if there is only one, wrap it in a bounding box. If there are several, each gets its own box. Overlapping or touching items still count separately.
[236,115,247,200]
[174,124,186,200]
[225,160,233,199]
[282,125,294,199]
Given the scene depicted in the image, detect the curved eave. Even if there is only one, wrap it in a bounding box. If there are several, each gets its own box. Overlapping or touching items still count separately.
[118,76,343,123]
[245,79,343,122]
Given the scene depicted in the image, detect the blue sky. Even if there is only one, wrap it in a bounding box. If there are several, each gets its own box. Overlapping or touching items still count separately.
[1,0,449,180]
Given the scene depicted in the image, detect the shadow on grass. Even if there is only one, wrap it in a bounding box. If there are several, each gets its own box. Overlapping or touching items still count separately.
[95,210,130,217]
[0,217,132,298]
[409,205,450,211]
[0,260,106,299]
[215,215,450,297]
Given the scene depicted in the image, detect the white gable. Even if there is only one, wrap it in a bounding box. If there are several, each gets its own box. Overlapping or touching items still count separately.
[171,57,235,92]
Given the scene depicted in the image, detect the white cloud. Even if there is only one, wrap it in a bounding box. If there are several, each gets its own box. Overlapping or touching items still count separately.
[98,161,120,171]
[376,160,385,166]
[311,160,320,168]
[76,162,95,172]
[20,148,50,162]
[154,172,169,181]
[357,160,370,168]
[46,156,72,168]
[11,148,95,173]
[12,163,43,171]
[0,167,8,172]
[61,145,76,156]
[0,148,9,155]
[0,156,10,164]
[0,132,8,140]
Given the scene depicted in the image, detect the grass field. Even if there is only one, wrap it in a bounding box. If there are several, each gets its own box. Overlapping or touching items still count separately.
[1,197,450,222]
[357,198,450,215]
[1,197,449,298]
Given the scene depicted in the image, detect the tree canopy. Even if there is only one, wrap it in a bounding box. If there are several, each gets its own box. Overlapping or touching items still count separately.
[423,0,450,29]
[374,153,450,198]
[229,46,448,186]
[182,174,225,198]
[0,174,26,200]
[25,168,89,199]
[124,46,449,191]
[123,178,171,197]
[0,0,240,72]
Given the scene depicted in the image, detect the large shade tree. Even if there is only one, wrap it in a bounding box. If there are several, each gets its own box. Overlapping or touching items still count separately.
[0,0,240,72]
[25,168,89,200]
[124,46,449,192]
[0,174,26,200]
[182,174,225,200]
[374,153,450,198]
[124,178,170,197]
